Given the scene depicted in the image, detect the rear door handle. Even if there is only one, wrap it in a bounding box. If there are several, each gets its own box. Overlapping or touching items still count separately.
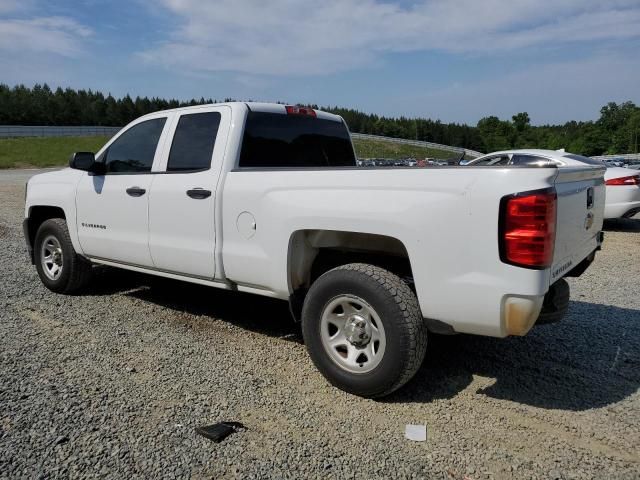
[187,188,212,199]
[126,187,146,197]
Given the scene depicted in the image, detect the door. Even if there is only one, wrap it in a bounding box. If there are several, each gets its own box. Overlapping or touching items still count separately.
[76,116,168,266]
[148,107,230,278]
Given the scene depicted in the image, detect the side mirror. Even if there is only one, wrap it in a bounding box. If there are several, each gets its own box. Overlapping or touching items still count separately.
[69,152,96,171]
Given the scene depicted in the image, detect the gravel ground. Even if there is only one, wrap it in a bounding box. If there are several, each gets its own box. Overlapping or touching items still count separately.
[1,170,638,479]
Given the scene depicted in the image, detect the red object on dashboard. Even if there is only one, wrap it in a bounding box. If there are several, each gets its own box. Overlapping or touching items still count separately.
[499,189,557,269]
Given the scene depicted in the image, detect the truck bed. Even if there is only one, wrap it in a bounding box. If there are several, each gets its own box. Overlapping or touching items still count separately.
[221,163,604,337]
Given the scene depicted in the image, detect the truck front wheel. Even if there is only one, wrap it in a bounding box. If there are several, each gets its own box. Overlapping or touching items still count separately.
[302,263,427,398]
[34,218,92,294]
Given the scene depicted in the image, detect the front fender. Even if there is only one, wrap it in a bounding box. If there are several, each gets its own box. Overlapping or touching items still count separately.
[25,169,84,255]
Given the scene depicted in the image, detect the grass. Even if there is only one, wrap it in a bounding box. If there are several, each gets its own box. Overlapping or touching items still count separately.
[0,136,110,169]
[0,135,462,169]
[352,138,458,160]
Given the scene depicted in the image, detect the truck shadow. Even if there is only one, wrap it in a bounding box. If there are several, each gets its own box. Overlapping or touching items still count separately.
[388,301,639,411]
[84,267,302,343]
[84,269,638,411]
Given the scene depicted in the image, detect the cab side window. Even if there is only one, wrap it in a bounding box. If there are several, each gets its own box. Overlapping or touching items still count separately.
[167,112,221,172]
[103,118,166,173]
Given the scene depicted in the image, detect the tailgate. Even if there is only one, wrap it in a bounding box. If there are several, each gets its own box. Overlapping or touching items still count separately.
[550,166,605,283]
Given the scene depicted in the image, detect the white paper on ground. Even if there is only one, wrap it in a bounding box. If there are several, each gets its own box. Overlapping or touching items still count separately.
[405,424,427,442]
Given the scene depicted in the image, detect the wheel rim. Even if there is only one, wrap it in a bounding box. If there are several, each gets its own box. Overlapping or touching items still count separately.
[40,235,63,281]
[320,294,386,374]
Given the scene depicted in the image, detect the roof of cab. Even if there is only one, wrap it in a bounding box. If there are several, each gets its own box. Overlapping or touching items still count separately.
[137,101,344,123]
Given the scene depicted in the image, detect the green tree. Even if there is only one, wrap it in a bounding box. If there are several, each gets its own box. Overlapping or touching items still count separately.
[1,83,638,156]
[512,112,530,132]
[477,116,514,151]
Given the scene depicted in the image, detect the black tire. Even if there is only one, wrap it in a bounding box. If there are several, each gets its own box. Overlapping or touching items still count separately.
[301,263,427,398]
[536,278,570,325]
[34,218,92,294]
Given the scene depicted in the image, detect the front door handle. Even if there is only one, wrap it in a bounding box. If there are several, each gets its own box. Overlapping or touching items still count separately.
[187,188,212,199]
[126,187,146,197]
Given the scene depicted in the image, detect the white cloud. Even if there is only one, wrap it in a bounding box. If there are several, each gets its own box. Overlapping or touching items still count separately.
[140,0,640,75]
[0,16,92,57]
[381,52,640,125]
[0,5,94,87]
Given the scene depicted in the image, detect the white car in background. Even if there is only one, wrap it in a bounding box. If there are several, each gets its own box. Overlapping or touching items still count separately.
[604,167,640,219]
[465,150,640,220]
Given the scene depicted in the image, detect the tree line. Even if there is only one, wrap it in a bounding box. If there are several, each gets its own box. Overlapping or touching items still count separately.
[1,83,638,156]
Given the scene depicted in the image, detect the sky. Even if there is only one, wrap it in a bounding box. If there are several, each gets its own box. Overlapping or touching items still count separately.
[1,0,639,126]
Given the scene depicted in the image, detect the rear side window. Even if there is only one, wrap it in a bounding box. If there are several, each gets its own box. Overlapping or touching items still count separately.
[167,112,221,172]
[104,118,166,173]
[239,111,355,168]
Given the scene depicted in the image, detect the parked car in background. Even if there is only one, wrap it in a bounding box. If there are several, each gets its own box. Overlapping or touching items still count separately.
[465,150,640,220]
[462,149,604,168]
[604,160,625,168]
[603,167,640,219]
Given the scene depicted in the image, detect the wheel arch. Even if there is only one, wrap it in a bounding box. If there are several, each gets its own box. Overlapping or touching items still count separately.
[286,229,415,321]
[25,205,67,263]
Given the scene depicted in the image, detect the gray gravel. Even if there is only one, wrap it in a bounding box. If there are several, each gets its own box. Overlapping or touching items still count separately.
[1,170,639,479]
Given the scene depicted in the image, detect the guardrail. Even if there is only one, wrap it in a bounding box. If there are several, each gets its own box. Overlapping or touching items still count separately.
[350,132,484,158]
[0,125,121,138]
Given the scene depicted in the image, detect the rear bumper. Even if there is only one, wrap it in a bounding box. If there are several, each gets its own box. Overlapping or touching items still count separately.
[415,227,604,339]
[502,243,600,335]
[502,295,544,336]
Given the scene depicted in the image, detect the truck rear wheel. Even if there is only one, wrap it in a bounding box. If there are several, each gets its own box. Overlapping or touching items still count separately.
[302,263,427,398]
[34,218,92,294]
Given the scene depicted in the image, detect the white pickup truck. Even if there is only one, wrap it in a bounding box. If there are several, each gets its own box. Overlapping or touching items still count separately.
[24,103,605,397]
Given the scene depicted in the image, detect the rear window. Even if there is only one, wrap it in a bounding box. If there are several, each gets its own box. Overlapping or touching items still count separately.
[239,111,355,168]
[563,154,605,166]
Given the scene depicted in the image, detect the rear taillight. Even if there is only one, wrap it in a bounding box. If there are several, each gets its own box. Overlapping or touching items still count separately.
[605,175,640,186]
[499,189,557,269]
[285,105,316,117]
